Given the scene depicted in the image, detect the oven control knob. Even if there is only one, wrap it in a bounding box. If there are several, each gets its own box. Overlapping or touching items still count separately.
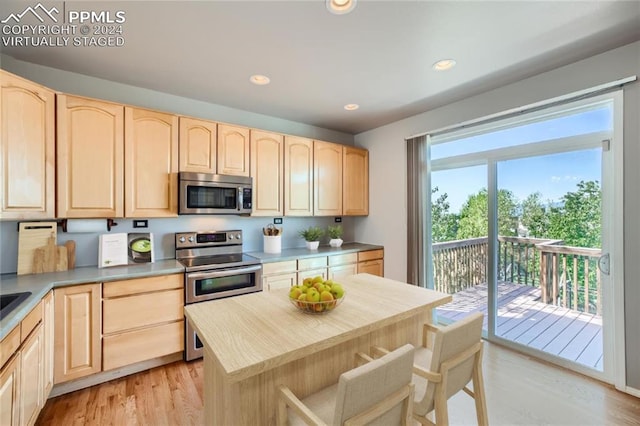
[179,237,186,243]
[229,234,234,239]
[236,233,241,239]
[188,236,195,242]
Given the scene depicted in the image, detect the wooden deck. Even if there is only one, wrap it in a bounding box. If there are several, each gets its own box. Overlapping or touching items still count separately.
[436,282,603,370]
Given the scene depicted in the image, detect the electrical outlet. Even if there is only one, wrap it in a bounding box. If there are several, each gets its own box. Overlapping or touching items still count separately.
[133,220,148,228]
[334,217,342,223]
[273,218,283,224]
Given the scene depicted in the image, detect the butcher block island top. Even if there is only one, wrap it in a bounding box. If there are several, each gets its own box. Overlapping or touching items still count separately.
[184,273,452,425]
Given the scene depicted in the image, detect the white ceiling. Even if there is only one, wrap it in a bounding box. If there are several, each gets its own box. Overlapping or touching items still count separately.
[2,1,639,134]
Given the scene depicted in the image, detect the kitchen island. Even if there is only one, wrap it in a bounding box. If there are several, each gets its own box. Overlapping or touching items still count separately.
[184,273,452,425]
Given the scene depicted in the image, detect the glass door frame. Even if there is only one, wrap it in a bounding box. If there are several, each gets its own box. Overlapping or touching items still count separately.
[426,91,625,387]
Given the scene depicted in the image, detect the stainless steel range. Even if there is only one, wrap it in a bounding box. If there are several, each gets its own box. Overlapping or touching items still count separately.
[176,230,262,361]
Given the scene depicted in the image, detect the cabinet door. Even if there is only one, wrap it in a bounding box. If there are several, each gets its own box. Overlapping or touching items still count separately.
[57,95,124,218]
[54,284,101,384]
[298,268,328,282]
[358,260,384,277]
[0,353,20,426]
[42,291,54,400]
[125,107,178,217]
[264,273,297,291]
[0,70,55,220]
[284,136,313,216]
[313,141,343,216]
[20,324,43,426]
[217,124,250,177]
[343,147,369,216]
[179,117,217,173]
[251,130,284,216]
[328,264,357,281]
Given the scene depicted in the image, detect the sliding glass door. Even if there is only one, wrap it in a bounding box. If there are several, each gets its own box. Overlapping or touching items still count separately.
[427,92,622,382]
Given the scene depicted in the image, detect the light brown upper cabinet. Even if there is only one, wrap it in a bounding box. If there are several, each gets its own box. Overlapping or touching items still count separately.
[0,70,55,220]
[313,141,343,216]
[284,136,313,216]
[218,124,250,177]
[179,117,217,174]
[250,130,284,216]
[343,146,369,216]
[125,107,178,217]
[57,95,124,218]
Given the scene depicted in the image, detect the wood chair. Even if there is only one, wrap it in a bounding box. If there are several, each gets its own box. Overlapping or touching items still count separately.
[276,343,416,426]
[373,313,488,426]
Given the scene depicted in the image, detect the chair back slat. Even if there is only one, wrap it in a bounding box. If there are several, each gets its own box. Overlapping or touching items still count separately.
[416,313,484,415]
[334,344,415,426]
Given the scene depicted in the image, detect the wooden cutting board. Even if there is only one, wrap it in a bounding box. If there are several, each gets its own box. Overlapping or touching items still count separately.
[33,236,68,274]
[17,222,57,275]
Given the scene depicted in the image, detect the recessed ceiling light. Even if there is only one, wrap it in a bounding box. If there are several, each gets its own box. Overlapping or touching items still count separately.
[344,104,359,111]
[432,59,456,71]
[327,0,357,15]
[250,75,270,85]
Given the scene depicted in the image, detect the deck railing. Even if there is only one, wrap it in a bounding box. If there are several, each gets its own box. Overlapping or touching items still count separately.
[432,236,602,314]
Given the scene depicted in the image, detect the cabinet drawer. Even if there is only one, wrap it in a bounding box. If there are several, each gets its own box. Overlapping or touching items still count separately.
[298,268,327,282]
[262,260,297,276]
[103,289,184,334]
[328,253,357,266]
[357,259,384,277]
[20,300,43,342]
[264,273,297,291]
[103,320,184,371]
[0,326,20,369]
[328,264,357,281]
[357,249,384,262]
[298,256,327,271]
[103,274,183,298]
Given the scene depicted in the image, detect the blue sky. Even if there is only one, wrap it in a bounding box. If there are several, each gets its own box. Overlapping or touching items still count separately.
[431,106,610,213]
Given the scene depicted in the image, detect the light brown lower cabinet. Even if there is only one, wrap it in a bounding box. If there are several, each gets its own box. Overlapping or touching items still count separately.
[20,323,43,426]
[41,291,54,400]
[54,283,102,384]
[102,274,184,371]
[0,299,47,426]
[357,249,384,277]
[262,260,297,291]
[0,353,20,426]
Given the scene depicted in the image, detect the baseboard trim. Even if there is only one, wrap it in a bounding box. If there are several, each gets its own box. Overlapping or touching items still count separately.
[49,352,184,397]
[623,386,640,398]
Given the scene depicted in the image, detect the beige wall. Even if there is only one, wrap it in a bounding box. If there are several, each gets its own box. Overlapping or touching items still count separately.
[353,41,640,390]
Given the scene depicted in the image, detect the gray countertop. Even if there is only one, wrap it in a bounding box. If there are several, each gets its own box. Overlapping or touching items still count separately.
[246,242,383,263]
[0,243,382,341]
[0,259,185,340]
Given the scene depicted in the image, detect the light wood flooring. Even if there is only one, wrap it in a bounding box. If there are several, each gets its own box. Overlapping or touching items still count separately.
[36,342,639,425]
[437,282,603,369]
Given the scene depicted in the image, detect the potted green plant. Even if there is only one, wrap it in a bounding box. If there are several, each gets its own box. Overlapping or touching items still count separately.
[327,225,343,247]
[299,226,324,250]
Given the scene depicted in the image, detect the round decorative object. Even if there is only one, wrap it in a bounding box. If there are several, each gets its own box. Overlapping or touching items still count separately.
[306,241,320,250]
[289,294,345,314]
[329,238,343,248]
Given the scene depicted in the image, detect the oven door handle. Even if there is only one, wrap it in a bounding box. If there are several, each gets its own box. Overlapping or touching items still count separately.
[187,264,262,279]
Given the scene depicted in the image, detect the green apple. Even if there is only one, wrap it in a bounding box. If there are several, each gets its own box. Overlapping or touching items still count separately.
[330,283,344,299]
[289,287,302,300]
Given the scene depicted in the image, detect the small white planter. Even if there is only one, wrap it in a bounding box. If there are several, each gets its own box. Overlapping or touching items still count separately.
[305,241,320,250]
[329,238,343,248]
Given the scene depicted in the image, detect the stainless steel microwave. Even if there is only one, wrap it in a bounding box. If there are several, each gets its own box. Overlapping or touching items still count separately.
[179,172,252,215]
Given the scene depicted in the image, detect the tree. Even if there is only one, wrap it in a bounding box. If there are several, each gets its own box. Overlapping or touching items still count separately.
[521,192,549,238]
[548,180,601,248]
[456,189,518,239]
[430,187,458,242]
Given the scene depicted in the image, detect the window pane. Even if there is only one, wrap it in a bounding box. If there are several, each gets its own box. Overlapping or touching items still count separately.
[431,105,612,160]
